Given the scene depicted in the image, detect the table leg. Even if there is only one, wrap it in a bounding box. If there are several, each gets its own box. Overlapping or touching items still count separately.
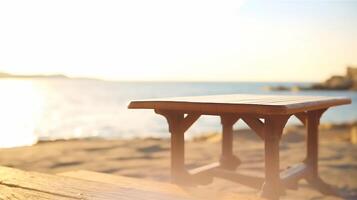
[164,113,188,184]
[171,123,186,184]
[260,116,288,200]
[305,110,337,195]
[306,111,320,179]
[220,115,241,170]
[155,110,200,184]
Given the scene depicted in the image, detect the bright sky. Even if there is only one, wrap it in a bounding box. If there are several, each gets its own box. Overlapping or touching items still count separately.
[0,0,357,82]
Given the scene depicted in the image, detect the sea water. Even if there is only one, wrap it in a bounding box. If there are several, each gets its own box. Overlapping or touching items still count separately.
[0,78,356,148]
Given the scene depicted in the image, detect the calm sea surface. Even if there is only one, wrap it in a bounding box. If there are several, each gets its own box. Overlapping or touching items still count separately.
[0,78,356,148]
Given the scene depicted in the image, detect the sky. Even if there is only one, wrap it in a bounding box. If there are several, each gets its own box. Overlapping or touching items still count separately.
[0,0,357,82]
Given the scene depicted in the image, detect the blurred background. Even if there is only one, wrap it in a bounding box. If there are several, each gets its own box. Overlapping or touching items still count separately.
[1,1,357,199]
[0,0,356,148]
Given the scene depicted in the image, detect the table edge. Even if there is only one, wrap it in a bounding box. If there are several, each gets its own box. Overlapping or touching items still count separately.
[128,98,351,115]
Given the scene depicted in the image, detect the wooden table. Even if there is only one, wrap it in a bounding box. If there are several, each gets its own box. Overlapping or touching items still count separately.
[128,94,351,200]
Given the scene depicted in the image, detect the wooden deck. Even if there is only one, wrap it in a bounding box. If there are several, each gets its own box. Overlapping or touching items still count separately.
[0,166,262,200]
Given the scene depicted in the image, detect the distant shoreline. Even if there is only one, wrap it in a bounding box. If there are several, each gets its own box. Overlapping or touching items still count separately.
[0,71,103,81]
[0,71,69,79]
[266,66,357,91]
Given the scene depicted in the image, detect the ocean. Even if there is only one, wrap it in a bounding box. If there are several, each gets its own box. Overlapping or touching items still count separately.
[0,78,356,148]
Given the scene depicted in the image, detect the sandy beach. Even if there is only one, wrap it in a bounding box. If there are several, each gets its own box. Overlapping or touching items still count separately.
[1,123,356,200]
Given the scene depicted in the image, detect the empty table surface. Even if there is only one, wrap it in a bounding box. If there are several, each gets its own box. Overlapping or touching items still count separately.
[128,94,351,115]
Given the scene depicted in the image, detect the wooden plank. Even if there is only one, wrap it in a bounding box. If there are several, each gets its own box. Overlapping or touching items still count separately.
[180,113,201,133]
[59,170,264,200]
[295,112,307,125]
[59,170,191,198]
[280,163,309,189]
[241,116,265,139]
[130,94,348,105]
[0,184,72,200]
[0,166,191,200]
[128,94,350,115]
[209,168,264,189]
[188,162,220,175]
[129,94,348,107]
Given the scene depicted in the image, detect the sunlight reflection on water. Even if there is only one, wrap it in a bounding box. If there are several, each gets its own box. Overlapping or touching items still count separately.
[0,79,44,147]
[0,79,355,148]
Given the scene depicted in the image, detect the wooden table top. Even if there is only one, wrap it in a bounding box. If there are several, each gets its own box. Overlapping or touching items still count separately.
[128,94,351,115]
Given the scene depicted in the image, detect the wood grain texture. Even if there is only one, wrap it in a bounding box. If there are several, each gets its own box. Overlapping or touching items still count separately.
[59,170,264,200]
[128,94,351,115]
[0,184,72,200]
[59,170,190,198]
[0,166,191,200]
[0,166,263,200]
[128,94,350,199]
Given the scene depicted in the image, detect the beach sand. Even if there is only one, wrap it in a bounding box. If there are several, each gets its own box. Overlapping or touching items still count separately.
[1,124,356,200]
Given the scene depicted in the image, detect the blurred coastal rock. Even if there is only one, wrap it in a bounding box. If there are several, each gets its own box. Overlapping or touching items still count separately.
[267,66,357,91]
[264,85,301,92]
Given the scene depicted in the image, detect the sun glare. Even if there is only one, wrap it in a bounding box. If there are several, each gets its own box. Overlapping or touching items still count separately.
[0,79,44,148]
